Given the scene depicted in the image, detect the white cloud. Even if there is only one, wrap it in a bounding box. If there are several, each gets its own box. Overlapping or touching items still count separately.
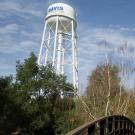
[0,0,135,93]
[0,24,19,34]
[0,1,44,18]
[77,24,135,93]
[1,22,135,94]
[0,23,41,54]
[20,31,42,41]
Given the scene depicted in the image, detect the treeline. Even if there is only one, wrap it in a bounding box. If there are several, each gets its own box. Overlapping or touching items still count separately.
[77,62,135,123]
[1,53,135,135]
[0,53,81,135]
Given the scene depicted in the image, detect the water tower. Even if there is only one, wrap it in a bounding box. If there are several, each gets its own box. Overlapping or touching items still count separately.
[38,2,79,95]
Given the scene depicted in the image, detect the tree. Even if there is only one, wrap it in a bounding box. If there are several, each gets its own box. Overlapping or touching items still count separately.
[86,63,126,119]
[0,52,82,134]
[14,52,75,135]
[0,76,23,135]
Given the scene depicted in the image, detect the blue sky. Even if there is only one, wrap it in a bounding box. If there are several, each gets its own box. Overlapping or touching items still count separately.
[1,0,135,93]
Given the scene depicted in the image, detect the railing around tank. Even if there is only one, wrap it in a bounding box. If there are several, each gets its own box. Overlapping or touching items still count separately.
[66,115,135,135]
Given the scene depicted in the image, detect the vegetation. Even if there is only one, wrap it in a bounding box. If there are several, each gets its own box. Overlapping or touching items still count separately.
[1,52,135,134]
[0,53,81,135]
[78,62,135,124]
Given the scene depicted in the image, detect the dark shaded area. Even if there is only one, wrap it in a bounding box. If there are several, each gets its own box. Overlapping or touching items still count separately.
[0,52,79,135]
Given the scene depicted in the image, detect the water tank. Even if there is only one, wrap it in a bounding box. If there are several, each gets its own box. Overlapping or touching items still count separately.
[46,3,77,29]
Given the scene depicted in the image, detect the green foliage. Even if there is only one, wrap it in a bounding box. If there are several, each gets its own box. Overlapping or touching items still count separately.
[16,52,38,84]
[55,109,81,135]
[0,76,23,135]
[0,52,79,135]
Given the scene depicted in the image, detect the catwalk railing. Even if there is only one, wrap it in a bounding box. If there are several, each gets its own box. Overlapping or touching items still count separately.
[66,115,135,135]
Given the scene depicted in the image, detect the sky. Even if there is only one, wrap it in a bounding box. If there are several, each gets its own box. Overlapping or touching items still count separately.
[1,0,135,93]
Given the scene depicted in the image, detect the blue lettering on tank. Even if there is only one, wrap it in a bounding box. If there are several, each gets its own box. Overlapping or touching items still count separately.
[48,6,64,13]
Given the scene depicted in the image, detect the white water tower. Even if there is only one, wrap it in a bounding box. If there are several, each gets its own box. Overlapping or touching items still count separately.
[38,2,79,95]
